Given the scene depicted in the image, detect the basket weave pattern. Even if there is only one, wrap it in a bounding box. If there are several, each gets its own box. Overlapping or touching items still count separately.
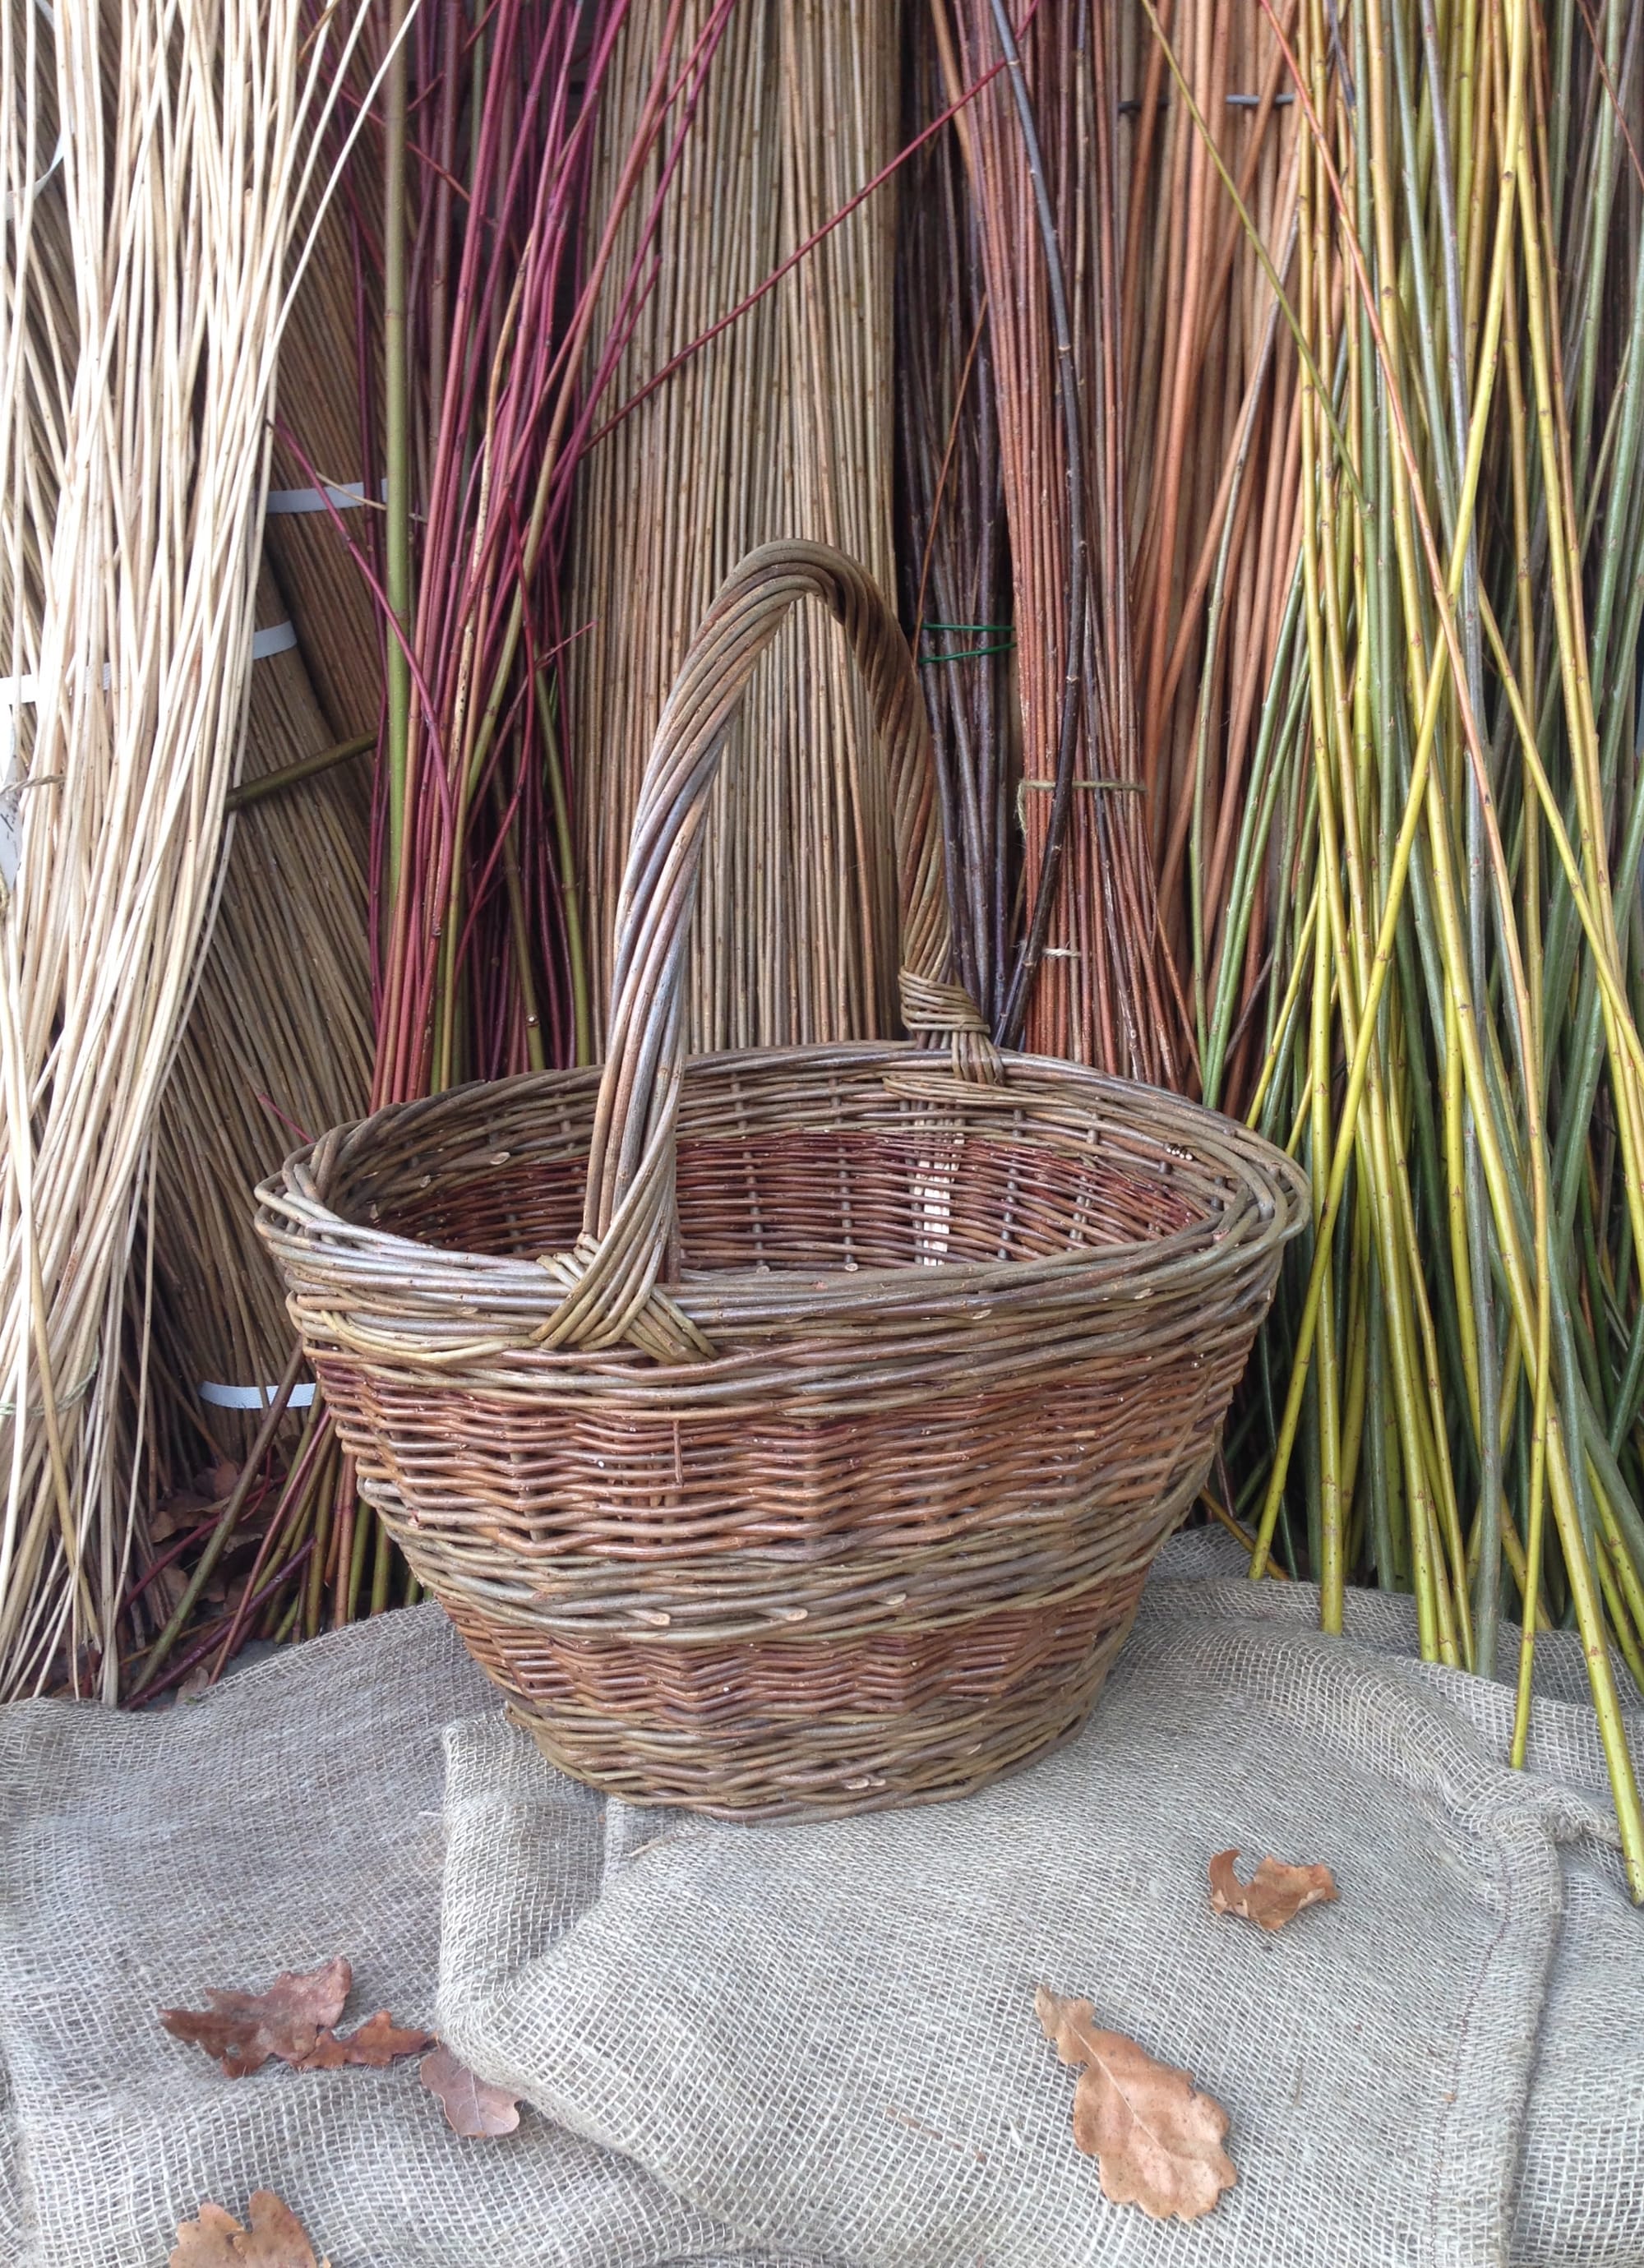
[260,544,1306,1817]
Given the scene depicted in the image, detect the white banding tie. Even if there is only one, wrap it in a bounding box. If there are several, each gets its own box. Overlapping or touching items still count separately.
[3,1,66,221]
[267,481,367,515]
[266,477,388,515]
[2,130,66,221]
[1,620,293,700]
[0,624,297,883]
[251,621,298,661]
[0,674,42,885]
[198,1381,316,1411]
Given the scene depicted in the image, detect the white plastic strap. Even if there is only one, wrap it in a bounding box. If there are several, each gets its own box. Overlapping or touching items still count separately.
[198,1381,316,1411]
[0,626,293,885]
[266,480,367,516]
[251,621,298,661]
[2,621,293,692]
[3,2,66,222]
[2,130,66,221]
[0,677,39,886]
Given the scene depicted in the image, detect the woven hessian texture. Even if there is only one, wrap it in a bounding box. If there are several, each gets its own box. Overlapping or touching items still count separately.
[0,1605,832,2268]
[437,1535,1643,2268]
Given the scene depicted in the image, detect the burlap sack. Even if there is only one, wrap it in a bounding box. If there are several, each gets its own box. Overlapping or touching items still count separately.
[0,1604,831,2268]
[437,1538,1642,2268]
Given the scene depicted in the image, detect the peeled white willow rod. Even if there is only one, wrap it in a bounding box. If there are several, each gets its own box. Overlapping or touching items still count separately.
[0,0,412,1699]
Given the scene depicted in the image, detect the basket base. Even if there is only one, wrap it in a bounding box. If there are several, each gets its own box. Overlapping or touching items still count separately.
[496,1602,1140,1819]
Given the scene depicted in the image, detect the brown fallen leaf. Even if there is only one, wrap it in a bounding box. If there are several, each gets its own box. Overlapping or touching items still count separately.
[169,2188,329,2267]
[160,1958,352,2077]
[1034,1987,1236,2220]
[1208,1848,1339,1931]
[299,2010,434,2070]
[150,1490,213,1544]
[420,2043,521,2137]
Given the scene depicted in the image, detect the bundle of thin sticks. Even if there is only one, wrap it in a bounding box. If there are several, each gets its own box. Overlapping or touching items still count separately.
[143,566,372,1476]
[147,0,769,1655]
[0,0,381,1698]
[264,180,386,750]
[127,118,383,1677]
[370,0,726,1106]
[1118,0,1301,1111]
[566,0,914,1056]
[1134,0,1644,1894]
[139,147,385,1491]
[894,19,1014,1031]
[935,0,1184,1079]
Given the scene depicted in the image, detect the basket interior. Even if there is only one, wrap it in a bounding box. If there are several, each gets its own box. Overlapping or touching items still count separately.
[358,1055,1228,1277]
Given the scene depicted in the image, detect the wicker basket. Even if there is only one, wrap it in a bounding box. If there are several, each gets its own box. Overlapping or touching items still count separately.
[258,542,1307,1818]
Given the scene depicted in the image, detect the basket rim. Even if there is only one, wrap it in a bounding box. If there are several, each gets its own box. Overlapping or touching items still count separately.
[256,1044,1310,1354]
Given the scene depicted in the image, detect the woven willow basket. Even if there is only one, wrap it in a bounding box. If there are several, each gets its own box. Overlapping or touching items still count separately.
[258,542,1308,1819]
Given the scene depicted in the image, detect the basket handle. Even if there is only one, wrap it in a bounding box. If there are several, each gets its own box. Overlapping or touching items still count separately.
[537,538,999,1361]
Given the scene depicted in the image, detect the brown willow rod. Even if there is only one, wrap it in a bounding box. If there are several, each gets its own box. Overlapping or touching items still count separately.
[125,1345,306,1697]
[988,0,1084,1051]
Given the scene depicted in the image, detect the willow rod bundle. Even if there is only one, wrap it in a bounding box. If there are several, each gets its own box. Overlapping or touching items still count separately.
[263,171,386,749]
[126,135,383,1670]
[1117,0,1303,1110]
[895,20,1014,1028]
[372,0,740,1104]
[0,0,389,1698]
[934,0,1184,1079]
[567,0,912,1059]
[143,567,372,1480]
[137,146,385,1494]
[1135,0,1644,1891]
[192,0,767,1642]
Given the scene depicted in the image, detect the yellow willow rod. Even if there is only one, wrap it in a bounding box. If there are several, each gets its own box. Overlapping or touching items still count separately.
[1248,0,1524,1582]
[1513,131,1644,1276]
[1249,206,1518,1586]
[1248,886,1322,1129]
[1296,66,1347,1623]
[1496,168,1553,1769]
[1445,991,1485,1442]
[1262,0,1644,1895]
[1478,580,1603,1762]
[1478,591,1644,1091]
[1481,109,1644,1776]
[1258,0,1532,1680]
[1308,122,1461,1646]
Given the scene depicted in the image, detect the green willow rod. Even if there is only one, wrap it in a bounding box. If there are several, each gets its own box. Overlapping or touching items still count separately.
[1246,0,1526,1582]
[1251,0,1644,1893]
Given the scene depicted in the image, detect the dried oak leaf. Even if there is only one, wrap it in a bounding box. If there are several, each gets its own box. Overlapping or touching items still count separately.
[420,2043,521,2137]
[1034,1987,1236,2221]
[160,1958,352,2078]
[169,2189,329,2267]
[150,1490,213,1544]
[1208,1848,1339,1931]
[299,2010,434,2070]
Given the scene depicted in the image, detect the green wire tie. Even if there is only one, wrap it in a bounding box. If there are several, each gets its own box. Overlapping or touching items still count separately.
[917,622,1016,667]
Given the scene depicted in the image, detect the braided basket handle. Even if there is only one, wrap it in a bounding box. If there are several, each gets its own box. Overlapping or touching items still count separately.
[537,539,999,1360]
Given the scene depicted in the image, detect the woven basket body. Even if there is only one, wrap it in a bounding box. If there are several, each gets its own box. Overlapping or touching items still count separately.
[259,545,1306,1818]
